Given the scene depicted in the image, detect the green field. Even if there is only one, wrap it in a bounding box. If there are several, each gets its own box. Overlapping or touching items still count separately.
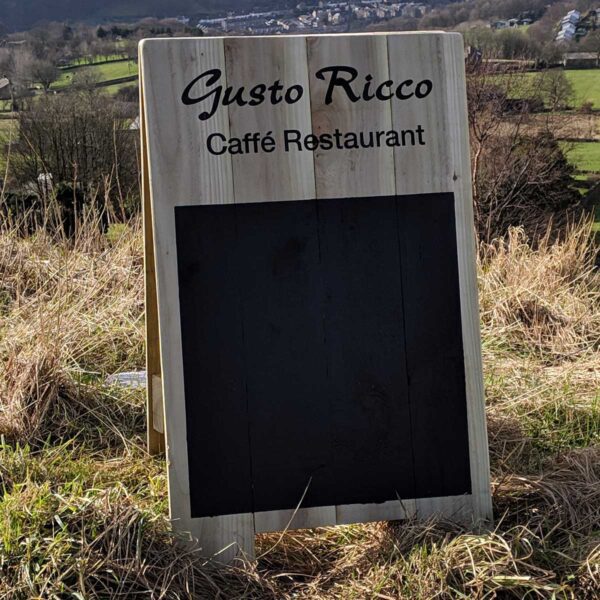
[0,119,16,134]
[564,141,600,173]
[500,69,600,109]
[51,60,138,90]
[103,80,139,96]
[566,70,600,109]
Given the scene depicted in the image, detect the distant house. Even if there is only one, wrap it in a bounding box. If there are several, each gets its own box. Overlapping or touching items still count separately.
[563,52,600,69]
[556,23,576,42]
[568,9,581,20]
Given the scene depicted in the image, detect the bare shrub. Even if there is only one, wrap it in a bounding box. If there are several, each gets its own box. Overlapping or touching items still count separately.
[7,89,139,231]
[467,63,583,243]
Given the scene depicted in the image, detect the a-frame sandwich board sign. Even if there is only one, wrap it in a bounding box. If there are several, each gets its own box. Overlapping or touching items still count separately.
[140,32,492,562]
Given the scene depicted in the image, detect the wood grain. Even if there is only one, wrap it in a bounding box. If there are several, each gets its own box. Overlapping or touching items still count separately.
[441,33,492,525]
[225,36,315,203]
[140,76,165,455]
[308,34,395,198]
[141,32,492,563]
[140,37,254,561]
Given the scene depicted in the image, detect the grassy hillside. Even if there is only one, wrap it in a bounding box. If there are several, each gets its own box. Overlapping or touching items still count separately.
[51,59,138,90]
[568,70,600,110]
[500,70,600,109]
[566,142,600,174]
[0,216,598,597]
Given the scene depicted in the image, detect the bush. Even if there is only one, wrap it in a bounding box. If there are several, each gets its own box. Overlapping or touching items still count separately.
[8,90,139,231]
[468,66,583,242]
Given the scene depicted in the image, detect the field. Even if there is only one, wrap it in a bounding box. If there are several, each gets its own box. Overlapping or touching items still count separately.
[501,69,600,109]
[0,215,598,597]
[103,80,139,96]
[567,70,600,110]
[565,141,600,174]
[51,59,138,90]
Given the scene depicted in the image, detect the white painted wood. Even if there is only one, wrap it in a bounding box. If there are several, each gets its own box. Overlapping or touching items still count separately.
[307,34,395,198]
[141,32,492,563]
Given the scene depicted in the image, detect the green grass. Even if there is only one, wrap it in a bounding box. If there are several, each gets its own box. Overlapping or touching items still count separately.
[0,220,598,597]
[51,60,138,90]
[0,119,16,135]
[563,141,600,173]
[565,69,600,109]
[498,69,600,109]
[0,119,16,172]
[103,80,139,96]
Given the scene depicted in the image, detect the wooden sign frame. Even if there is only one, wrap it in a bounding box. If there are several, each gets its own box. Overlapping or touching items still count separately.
[141,32,492,562]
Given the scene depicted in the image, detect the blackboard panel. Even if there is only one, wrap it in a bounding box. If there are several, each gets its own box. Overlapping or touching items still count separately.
[234,201,333,512]
[317,197,415,505]
[396,193,472,498]
[175,205,253,518]
[175,193,471,519]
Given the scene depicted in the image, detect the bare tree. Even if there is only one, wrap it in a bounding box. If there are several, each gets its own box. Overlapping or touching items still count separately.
[536,70,573,112]
[28,59,59,92]
[12,90,139,227]
[467,62,581,243]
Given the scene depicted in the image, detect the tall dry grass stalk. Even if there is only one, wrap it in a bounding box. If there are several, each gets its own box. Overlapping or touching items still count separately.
[479,221,600,362]
[0,216,144,443]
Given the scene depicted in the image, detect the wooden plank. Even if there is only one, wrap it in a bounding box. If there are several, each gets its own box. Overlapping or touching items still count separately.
[224,36,315,203]
[140,37,255,561]
[441,34,493,525]
[396,193,472,501]
[387,33,450,196]
[388,33,492,524]
[151,375,164,435]
[307,34,395,198]
[316,195,416,522]
[141,33,492,562]
[336,498,417,526]
[140,75,165,455]
[224,36,334,534]
[307,35,410,527]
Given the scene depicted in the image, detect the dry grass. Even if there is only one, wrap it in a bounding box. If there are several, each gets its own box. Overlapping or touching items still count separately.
[479,222,600,362]
[0,218,144,444]
[0,218,599,598]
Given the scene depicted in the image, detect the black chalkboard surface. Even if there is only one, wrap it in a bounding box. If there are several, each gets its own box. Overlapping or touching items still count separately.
[175,193,471,519]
